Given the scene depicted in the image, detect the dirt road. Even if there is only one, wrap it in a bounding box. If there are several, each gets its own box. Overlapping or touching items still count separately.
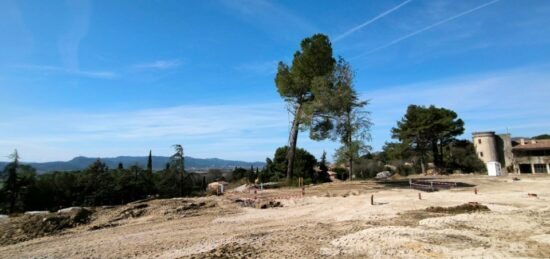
[1,174,549,258]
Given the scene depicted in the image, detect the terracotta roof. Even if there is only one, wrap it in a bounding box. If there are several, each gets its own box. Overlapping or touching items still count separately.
[512,139,550,150]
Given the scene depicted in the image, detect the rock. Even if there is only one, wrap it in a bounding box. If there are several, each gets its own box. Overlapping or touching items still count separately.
[118,206,146,219]
[258,201,282,209]
[233,184,249,192]
[24,211,49,215]
[71,208,93,224]
[207,182,227,195]
[375,171,392,179]
[57,207,84,213]
[425,168,442,176]
[133,204,149,209]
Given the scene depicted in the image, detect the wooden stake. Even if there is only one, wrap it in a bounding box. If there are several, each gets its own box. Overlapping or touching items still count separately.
[370,194,374,205]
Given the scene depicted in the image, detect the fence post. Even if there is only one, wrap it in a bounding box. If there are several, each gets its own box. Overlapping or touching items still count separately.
[371,194,374,205]
[418,192,422,200]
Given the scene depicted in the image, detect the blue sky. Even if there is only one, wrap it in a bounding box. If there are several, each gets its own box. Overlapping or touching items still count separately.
[1,0,549,162]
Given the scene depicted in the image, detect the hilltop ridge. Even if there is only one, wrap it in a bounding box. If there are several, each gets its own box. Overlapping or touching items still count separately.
[0,156,265,173]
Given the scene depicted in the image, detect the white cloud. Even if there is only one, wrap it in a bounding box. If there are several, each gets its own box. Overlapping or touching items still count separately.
[2,66,548,162]
[13,64,116,79]
[334,0,413,42]
[57,0,91,70]
[0,103,292,162]
[352,0,501,58]
[0,0,34,54]
[133,60,182,70]
[365,65,550,149]
[235,60,278,75]
[220,0,317,39]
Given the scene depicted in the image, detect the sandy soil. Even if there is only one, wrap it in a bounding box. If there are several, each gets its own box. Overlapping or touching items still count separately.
[1,174,549,258]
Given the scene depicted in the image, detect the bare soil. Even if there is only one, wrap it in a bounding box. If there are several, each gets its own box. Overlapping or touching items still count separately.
[1,174,549,258]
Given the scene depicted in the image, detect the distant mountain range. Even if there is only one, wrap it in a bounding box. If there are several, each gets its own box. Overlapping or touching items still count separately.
[0,156,265,174]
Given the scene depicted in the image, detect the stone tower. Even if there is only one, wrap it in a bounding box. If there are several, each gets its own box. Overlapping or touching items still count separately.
[472,131,499,164]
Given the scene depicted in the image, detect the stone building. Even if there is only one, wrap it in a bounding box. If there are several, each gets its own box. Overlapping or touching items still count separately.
[472,131,550,174]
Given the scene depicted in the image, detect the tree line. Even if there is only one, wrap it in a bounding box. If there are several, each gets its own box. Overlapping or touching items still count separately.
[323,104,484,179]
[0,147,206,214]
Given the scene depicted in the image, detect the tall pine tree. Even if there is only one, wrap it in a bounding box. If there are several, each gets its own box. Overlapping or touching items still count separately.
[275,34,336,181]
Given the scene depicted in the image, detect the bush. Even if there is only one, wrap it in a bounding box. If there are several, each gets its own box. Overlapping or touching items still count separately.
[332,167,348,181]
[396,164,415,176]
[72,208,93,224]
[261,146,318,184]
[353,158,384,179]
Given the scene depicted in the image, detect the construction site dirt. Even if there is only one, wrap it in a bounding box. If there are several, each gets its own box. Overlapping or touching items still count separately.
[1,174,549,258]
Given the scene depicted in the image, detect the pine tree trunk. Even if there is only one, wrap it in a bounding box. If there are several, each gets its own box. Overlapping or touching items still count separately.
[180,153,185,197]
[9,192,17,214]
[8,166,19,214]
[180,171,184,197]
[347,111,353,181]
[286,103,302,182]
[431,140,440,168]
[349,157,353,181]
[420,156,426,175]
[438,140,444,168]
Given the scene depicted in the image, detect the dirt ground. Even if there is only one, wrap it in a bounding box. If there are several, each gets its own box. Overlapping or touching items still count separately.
[1,174,549,258]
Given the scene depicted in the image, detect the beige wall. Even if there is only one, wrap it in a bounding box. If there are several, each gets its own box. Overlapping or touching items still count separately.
[497,134,514,171]
[473,132,498,163]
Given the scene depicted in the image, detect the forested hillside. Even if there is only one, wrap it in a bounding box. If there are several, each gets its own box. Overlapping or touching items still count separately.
[0,156,265,173]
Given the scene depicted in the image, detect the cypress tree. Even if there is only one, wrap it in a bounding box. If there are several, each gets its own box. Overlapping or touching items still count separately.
[147,150,153,175]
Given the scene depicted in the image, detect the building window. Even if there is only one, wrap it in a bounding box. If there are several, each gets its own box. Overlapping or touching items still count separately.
[480,152,483,157]
[530,150,545,156]
[478,139,482,144]
[534,164,547,173]
[519,164,532,173]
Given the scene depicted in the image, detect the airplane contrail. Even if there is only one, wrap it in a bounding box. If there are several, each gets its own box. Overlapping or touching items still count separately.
[334,0,413,42]
[352,0,501,59]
